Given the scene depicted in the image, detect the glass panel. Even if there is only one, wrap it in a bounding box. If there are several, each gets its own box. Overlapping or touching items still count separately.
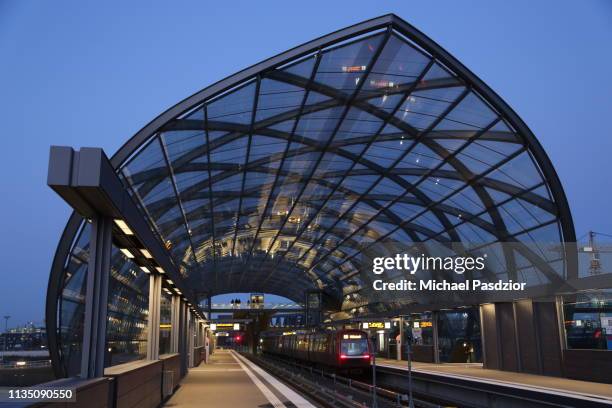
[360,34,430,97]
[209,136,248,165]
[59,222,91,377]
[444,92,497,129]
[294,107,344,142]
[437,308,482,363]
[396,86,464,130]
[282,55,316,79]
[362,140,407,168]
[105,245,149,367]
[488,151,542,190]
[207,82,256,124]
[336,107,383,141]
[423,62,454,81]
[563,290,612,350]
[122,137,194,265]
[315,33,384,93]
[159,292,172,355]
[256,79,305,122]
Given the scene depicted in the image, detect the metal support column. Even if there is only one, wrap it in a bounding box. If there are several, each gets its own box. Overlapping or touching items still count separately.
[170,295,180,353]
[147,274,162,360]
[432,311,440,364]
[398,316,404,361]
[81,216,112,378]
[179,301,188,377]
[188,312,194,368]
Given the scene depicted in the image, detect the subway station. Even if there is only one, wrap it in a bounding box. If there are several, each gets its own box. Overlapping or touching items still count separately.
[38,14,611,408]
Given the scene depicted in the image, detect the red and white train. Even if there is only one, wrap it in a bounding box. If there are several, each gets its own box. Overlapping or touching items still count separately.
[261,329,372,370]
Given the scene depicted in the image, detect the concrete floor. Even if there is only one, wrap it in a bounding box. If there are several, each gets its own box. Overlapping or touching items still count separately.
[377,357,612,400]
[164,349,316,408]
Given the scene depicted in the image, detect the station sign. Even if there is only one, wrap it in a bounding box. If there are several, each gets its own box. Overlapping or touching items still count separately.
[210,323,241,331]
[361,322,391,329]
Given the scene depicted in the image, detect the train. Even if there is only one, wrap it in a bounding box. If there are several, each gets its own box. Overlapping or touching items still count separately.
[261,329,372,371]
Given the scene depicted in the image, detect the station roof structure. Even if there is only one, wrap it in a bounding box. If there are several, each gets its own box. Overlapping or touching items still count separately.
[48,14,577,336]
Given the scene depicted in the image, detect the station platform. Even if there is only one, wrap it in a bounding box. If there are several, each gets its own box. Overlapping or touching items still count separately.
[164,349,316,408]
[376,357,612,403]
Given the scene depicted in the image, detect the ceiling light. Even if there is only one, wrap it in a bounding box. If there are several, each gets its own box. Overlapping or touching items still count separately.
[114,219,134,235]
[140,266,150,274]
[140,249,152,258]
[155,267,164,274]
[120,248,134,259]
[166,279,173,285]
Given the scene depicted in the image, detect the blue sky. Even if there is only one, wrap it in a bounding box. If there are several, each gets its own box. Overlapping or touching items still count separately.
[0,0,611,326]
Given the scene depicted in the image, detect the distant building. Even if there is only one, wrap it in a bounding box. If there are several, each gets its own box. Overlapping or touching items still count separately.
[0,323,47,351]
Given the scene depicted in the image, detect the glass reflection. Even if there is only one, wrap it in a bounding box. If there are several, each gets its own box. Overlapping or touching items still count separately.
[104,246,149,367]
[563,290,612,350]
[159,292,172,355]
[437,308,481,363]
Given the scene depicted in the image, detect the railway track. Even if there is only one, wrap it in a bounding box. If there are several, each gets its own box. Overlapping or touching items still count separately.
[241,352,446,408]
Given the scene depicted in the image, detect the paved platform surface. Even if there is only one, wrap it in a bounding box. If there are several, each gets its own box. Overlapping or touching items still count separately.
[377,357,612,401]
[164,349,316,407]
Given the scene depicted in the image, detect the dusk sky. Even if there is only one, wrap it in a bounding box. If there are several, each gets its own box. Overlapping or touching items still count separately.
[1,1,611,327]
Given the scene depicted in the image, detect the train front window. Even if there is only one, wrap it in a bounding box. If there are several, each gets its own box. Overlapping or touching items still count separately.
[341,337,368,356]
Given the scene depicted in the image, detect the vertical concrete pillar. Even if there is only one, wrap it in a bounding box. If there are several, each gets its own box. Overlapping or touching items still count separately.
[480,301,563,376]
[81,216,112,378]
[497,302,519,371]
[170,295,180,353]
[480,303,499,369]
[146,274,162,360]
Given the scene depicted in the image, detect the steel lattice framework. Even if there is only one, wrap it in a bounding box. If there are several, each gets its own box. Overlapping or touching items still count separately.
[47,14,576,373]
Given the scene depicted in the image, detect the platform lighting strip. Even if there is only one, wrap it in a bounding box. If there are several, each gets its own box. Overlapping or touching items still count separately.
[113,222,205,317]
[119,248,134,259]
[113,219,134,235]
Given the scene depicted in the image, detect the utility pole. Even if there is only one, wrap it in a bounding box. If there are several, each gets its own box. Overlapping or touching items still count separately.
[407,339,415,408]
[2,316,10,361]
[371,335,378,408]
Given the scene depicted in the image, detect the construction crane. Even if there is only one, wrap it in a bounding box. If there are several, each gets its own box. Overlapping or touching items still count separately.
[580,231,612,275]
[549,231,612,276]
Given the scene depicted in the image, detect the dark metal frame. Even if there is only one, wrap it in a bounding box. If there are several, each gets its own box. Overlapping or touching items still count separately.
[47,14,577,377]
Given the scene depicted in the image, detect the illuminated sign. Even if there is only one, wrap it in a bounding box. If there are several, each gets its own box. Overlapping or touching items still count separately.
[362,322,386,329]
[369,79,395,88]
[233,323,240,331]
[210,324,217,331]
[343,334,364,339]
[342,65,366,73]
[282,331,296,336]
[420,321,433,328]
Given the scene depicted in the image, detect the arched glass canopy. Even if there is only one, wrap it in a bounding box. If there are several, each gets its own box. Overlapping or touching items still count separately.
[47,14,576,374]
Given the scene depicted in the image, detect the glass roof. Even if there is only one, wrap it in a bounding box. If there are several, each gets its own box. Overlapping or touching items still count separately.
[56,17,574,317]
